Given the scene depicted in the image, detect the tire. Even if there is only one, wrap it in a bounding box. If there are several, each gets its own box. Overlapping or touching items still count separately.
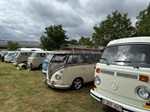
[22,65,27,69]
[72,78,83,90]
[39,64,42,70]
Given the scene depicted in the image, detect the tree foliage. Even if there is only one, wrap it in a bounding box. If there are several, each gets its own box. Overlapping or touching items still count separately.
[6,41,20,51]
[136,3,150,36]
[92,11,135,47]
[78,36,93,47]
[67,39,78,45]
[40,25,68,50]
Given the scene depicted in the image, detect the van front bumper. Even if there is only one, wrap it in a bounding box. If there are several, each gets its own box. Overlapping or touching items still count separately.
[90,89,150,112]
[44,78,71,89]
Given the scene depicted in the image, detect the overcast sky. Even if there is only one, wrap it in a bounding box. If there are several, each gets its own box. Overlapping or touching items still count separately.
[0,0,149,42]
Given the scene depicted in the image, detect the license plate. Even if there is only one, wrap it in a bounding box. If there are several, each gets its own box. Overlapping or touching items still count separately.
[102,98,122,111]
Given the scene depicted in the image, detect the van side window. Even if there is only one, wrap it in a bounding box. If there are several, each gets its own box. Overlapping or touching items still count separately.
[67,55,84,64]
[52,54,67,63]
[39,53,46,57]
[24,53,28,56]
[84,54,93,63]
[36,53,40,57]
[29,52,32,56]
[93,54,101,62]
[20,53,24,56]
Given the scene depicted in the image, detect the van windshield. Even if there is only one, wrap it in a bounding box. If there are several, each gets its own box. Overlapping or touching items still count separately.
[46,54,53,60]
[100,44,150,68]
[51,54,67,63]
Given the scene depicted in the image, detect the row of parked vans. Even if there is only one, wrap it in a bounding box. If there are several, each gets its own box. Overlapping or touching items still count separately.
[1,46,103,90]
[2,37,150,112]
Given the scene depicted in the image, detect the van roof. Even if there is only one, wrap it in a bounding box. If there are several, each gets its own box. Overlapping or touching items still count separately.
[54,49,101,54]
[107,36,150,46]
[17,48,43,51]
[32,51,48,53]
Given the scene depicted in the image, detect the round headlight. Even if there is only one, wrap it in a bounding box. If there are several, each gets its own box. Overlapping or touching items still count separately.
[55,74,61,80]
[94,76,101,85]
[137,86,150,100]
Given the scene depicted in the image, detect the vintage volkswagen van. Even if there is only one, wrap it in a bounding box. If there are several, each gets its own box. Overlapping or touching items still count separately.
[28,51,53,70]
[4,51,15,62]
[90,37,150,112]
[1,51,8,62]
[44,47,102,90]
[13,51,33,66]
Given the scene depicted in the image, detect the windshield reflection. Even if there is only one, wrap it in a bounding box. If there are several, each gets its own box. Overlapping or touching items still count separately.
[100,44,150,68]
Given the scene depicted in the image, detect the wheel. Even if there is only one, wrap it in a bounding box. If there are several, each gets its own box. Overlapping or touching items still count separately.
[39,64,42,70]
[72,78,83,90]
[22,65,27,69]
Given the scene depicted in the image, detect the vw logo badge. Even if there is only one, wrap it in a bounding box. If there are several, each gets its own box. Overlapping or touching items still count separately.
[110,81,119,90]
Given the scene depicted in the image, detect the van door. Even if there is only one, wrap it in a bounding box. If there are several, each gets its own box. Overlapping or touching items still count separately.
[64,54,85,84]
[83,54,95,82]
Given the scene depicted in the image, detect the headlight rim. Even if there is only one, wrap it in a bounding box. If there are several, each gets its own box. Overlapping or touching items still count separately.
[94,75,101,85]
[55,74,61,80]
[135,86,150,100]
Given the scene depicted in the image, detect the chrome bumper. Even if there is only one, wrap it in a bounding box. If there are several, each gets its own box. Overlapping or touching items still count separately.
[90,89,150,112]
[44,78,71,89]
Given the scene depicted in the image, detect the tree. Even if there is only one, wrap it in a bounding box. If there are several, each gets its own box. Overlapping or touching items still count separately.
[6,41,20,51]
[136,3,150,36]
[67,39,78,45]
[92,11,135,47]
[40,25,68,50]
[78,36,93,47]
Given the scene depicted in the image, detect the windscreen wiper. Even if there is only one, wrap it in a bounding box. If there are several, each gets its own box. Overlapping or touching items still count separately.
[114,60,139,69]
[100,58,109,65]
[114,60,132,63]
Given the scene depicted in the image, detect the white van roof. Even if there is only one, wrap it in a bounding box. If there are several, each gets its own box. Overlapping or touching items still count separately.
[107,36,150,46]
[17,48,43,51]
[32,51,48,53]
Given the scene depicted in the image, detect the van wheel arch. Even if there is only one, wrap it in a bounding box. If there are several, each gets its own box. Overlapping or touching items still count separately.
[22,65,27,69]
[71,77,84,90]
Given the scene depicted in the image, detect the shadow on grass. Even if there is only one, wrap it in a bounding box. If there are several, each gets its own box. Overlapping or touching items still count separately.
[102,106,119,112]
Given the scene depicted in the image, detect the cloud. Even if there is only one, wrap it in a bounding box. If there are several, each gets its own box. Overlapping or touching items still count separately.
[0,0,149,42]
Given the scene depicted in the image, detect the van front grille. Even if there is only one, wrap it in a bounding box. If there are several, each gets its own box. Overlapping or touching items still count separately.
[101,69,138,79]
[117,73,137,79]
[101,70,114,75]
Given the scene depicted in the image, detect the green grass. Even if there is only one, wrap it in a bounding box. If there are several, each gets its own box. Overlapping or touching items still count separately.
[0,62,116,112]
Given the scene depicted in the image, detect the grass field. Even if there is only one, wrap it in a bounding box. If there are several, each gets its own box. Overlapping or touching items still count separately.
[0,61,117,112]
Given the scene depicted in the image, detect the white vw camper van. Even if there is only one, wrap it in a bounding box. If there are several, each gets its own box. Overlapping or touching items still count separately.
[90,37,150,112]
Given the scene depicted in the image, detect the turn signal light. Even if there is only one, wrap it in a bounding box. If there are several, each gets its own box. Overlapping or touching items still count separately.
[96,68,100,73]
[139,75,149,82]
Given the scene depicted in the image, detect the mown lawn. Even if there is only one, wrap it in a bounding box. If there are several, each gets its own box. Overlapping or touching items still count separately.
[0,62,116,112]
